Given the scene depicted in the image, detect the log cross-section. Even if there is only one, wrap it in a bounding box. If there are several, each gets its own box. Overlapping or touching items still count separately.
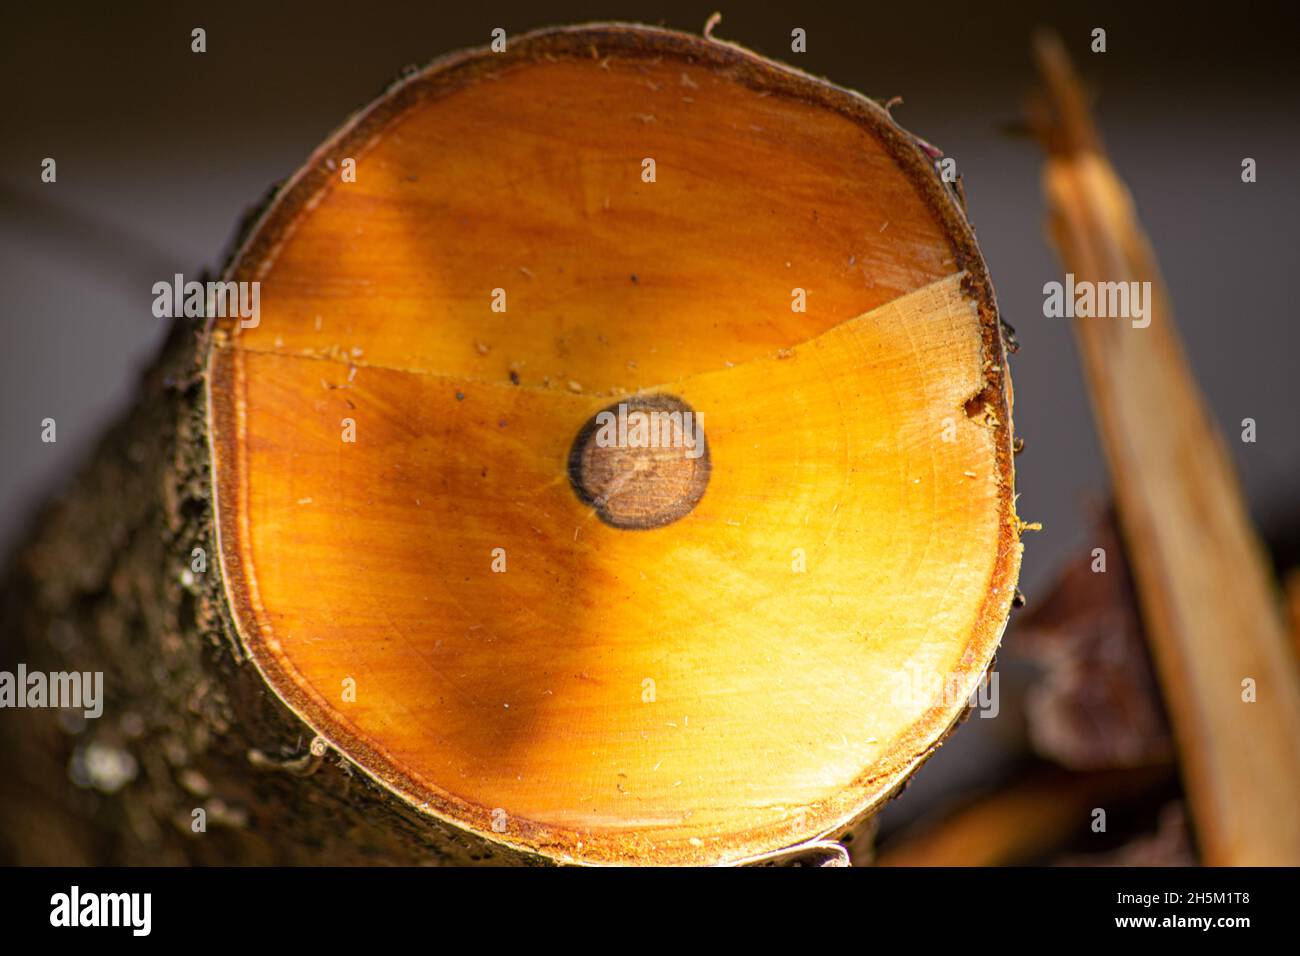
[199,24,1021,866]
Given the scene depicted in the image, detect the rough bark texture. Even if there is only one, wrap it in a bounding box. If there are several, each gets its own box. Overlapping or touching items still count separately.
[0,317,535,866]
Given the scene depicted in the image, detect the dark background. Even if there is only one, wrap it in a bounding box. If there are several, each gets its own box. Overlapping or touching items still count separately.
[2,1,1296,841]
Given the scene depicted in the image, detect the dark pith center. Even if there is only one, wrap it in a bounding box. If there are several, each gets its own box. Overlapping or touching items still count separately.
[567,394,710,530]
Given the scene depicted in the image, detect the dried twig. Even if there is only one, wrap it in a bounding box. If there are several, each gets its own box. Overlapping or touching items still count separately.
[1030,31,1300,864]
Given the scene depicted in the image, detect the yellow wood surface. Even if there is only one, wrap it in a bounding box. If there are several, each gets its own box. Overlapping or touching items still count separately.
[208,25,1021,864]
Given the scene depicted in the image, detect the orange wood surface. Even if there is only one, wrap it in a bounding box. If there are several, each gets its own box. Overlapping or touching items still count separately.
[207,25,1022,864]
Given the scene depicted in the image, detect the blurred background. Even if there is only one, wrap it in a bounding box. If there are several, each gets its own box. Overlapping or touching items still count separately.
[2,0,1296,858]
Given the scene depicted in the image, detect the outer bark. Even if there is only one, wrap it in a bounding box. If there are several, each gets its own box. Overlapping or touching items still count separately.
[0,317,533,865]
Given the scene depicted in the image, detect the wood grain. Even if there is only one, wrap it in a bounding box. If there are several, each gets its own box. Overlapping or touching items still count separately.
[207,24,1022,864]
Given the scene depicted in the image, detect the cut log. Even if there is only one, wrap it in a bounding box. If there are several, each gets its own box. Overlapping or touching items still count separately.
[1,23,1021,866]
